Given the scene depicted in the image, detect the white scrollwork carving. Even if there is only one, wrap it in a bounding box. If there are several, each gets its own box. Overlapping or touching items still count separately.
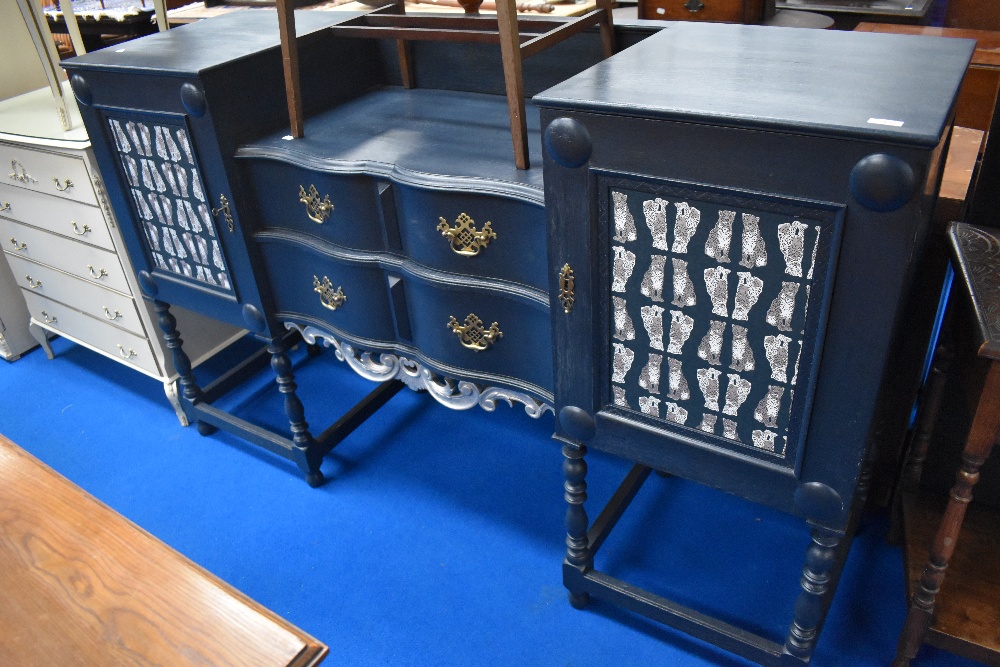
[286,323,554,418]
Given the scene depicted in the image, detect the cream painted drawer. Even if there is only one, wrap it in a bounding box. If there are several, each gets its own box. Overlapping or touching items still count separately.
[0,183,113,252]
[0,142,97,206]
[22,290,159,376]
[1,218,130,295]
[6,254,145,337]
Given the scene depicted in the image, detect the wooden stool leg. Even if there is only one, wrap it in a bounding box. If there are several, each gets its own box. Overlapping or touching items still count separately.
[495,0,529,170]
[269,338,325,487]
[563,440,591,608]
[783,527,842,661]
[892,361,1000,667]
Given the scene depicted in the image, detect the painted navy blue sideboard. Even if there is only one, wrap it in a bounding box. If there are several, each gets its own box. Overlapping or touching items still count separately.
[62,12,973,665]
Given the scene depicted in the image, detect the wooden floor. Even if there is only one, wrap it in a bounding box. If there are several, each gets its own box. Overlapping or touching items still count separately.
[0,433,327,667]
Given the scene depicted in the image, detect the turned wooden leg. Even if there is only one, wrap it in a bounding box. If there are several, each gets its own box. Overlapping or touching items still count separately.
[783,527,842,661]
[892,361,1000,666]
[152,299,210,433]
[269,338,324,487]
[563,440,591,609]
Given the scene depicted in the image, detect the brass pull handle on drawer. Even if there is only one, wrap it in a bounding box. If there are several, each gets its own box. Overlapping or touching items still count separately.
[40,311,57,324]
[53,178,74,192]
[684,0,704,11]
[71,222,92,235]
[437,213,496,257]
[0,202,10,213]
[26,276,42,289]
[299,185,333,224]
[117,344,137,359]
[103,307,122,321]
[313,275,346,311]
[9,160,36,184]
[87,265,108,280]
[447,313,502,352]
[9,237,26,251]
[211,194,235,233]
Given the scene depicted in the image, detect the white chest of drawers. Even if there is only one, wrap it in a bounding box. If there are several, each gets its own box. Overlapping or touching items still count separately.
[0,85,245,423]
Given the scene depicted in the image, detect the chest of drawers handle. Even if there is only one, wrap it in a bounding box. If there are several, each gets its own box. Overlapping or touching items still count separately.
[87,265,109,280]
[211,194,235,233]
[9,160,36,185]
[53,178,74,192]
[26,276,42,289]
[71,222,92,236]
[9,237,26,251]
[447,313,503,351]
[40,311,57,324]
[299,185,333,224]
[103,307,123,321]
[312,275,346,311]
[684,0,704,10]
[0,202,9,213]
[117,344,137,359]
[437,213,497,257]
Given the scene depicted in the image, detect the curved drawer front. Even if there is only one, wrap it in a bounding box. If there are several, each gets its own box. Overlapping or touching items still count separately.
[0,183,113,251]
[243,160,385,251]
[403,276,552,394]
[23,290,159,376]
[1,219,130,295]
[5,254,144,337]
[258,238,396,342]
[0,142,97,206]
[396,184,547,289]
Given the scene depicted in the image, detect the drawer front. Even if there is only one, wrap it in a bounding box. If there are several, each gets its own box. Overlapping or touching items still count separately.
[395,184,547,289]
[1,219,130,295]
[243,160,385,251]
[5,254,144,337]
[0,183,113,251]
[0,142,98,206]
[404,276,552,394]
[258,238,396,343]
[23,290,159,376]
[639,0,752,21]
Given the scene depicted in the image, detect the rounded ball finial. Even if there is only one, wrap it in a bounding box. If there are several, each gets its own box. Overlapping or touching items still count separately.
[559,405,597,441]
[70,75,92,106]
[849,153,916,213]
[544,117,592,169]
[138,270,158,298]
[180,83,207,118]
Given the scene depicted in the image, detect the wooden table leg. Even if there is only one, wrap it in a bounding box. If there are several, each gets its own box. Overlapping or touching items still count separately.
[892,360,1000,666]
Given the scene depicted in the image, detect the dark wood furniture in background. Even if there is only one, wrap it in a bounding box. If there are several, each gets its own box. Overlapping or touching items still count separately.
[637,0,772,23]
[776,0,933,30]
[0,433,327,667]
[892,222,1000,667]
[943,0,1000,32]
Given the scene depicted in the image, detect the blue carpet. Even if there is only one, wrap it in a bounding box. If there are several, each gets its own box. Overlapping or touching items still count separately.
[0,335,984,667]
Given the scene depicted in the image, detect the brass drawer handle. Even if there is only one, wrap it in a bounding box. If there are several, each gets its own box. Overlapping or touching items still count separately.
[103,307,122,321]
[447,313,502,352]
[117,344,137,359]
[53,178,74,192]
[9,237,26,251]
[437,213,496,257]
[299,185,333,224]
[9,160,36,184]
[71,222,92,235]
[313,275,346,311]
[87,265,108,280]
[40,310,57,324]
[211,194,234,233]
[0,202,10,212]
[26,276,42,289]
[558,263,575,314]
[684,0,704,11]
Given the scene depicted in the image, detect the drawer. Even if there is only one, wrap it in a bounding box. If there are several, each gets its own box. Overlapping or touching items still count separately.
[5,254,145,337]
[0,141,97,206]
[257,236,396,343]
[0,183,113,251]
[242,159,386,251]
[403,275,552,394]
[22,290,159,376]
[638,0,755,21]
[1,219,130,295]
[395,184,547,290]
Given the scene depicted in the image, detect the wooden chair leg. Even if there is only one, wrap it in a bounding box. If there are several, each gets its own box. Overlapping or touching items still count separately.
[276,0,304,138]
[596,0,616,57]
[892,360,1000,666]
[495,0,529,169]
